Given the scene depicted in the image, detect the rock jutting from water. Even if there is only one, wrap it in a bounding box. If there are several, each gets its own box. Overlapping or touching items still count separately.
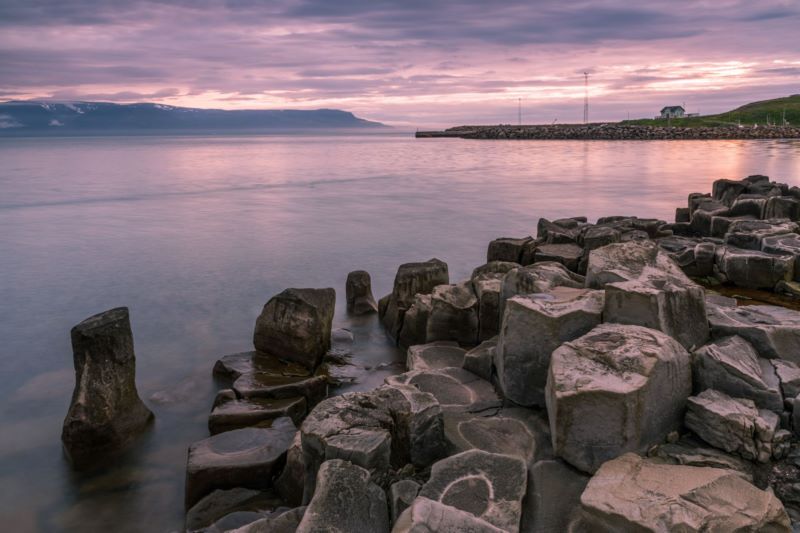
[172,172,800,532]
[61,307,153,466]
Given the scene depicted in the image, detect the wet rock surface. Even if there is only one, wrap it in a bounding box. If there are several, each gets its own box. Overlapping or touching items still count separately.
[346,270,379,315]
[61,307,154,466]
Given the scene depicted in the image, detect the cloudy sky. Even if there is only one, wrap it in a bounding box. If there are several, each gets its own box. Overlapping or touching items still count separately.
[2,0,799,126]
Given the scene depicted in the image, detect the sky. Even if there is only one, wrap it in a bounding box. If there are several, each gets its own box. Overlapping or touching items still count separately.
[1,0,799,127]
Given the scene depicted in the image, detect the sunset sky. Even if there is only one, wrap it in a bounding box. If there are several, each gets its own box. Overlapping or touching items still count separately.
[2,0,799,127]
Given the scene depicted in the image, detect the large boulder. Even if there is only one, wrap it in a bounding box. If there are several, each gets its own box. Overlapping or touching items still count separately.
[714,245,793,289]
[762,232,800,281]
[296,459,389,533]
[380,259,449,340]
[397,294,432,348]
[346,270,378,314]
[724,218,798,250]
[496,287,604,407]
[692,336,783,412]
[707,303,800,362]
[587,240,708,349]
[533,243,583,272]
[712,178,748,206]
[426,281,479,345]
[575,453,791,532]
[471,262,518,340]
[61,307,154,466]
[185,417,297,508]
[765,196,800,221]
[545,324,692,473]
[300,384,446,501]
[407,341,466,371]
[393,497,504,532]
[418,450,527,532]
[487,237,532,263]
[685,389,784,462]
[253,288,335,370]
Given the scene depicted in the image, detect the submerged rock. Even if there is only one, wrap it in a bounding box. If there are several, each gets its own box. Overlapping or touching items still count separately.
[346,270,378,315]
[575,453,790,532]
[296,459,389,533]
[185,417,297,508]
[61,307,154,466]
[253,288,336,370]
[545,323,691,473]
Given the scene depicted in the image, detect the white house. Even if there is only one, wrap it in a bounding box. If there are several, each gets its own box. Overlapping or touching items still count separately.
[660,106,685,119]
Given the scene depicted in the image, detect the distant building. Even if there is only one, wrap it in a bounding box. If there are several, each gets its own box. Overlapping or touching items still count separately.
[660,106,685,119]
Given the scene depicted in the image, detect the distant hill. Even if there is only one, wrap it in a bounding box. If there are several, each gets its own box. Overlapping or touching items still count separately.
[0,101,385,134]
[622,95,800,127]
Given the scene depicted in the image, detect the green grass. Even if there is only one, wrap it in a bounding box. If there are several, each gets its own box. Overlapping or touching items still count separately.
[621,94,800,127]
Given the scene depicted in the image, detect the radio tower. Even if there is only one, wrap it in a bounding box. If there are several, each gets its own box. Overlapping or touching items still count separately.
[583,72,589,124]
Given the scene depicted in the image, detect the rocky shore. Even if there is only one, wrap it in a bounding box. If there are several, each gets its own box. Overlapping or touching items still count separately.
[62,173,800,531]
[416,124,800,140]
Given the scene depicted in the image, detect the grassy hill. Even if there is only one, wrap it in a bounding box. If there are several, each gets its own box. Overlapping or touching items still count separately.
[621,94,800,127]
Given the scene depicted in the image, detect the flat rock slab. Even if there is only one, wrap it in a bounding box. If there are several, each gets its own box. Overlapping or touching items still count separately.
[407,341,467,371]
[545,323,691,473]
[208,392,306,434]
[443,407,552,467]
[393,497,504,532]
[185,417,297,508]
[232,368,327,406]
[419,449,527,532]
[296,459,388,533]
[575,453,791,532]
[213,351,311,382]
[707,303,800,362]
[692,335,782,412]
[386,367,501,413]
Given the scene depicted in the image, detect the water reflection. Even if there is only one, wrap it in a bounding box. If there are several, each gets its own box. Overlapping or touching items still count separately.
[0,134,798,531]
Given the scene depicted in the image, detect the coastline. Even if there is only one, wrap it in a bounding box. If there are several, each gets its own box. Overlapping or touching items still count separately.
[416,124,800,140]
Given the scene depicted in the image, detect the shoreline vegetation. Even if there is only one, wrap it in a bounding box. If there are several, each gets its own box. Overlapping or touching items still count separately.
[418,94,800,140]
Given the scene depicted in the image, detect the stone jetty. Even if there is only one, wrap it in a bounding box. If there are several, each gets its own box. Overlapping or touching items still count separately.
[416,123,800,140]
[66,174,800,531]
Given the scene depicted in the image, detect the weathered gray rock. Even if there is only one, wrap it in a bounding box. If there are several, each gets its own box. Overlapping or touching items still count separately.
[713,178,748,206]
[463,338,496,382]
[418,449,527,531]
[393,497,504,532]
[496,287,604,407]
[538,218,578,244]
[229,507,306,533]
[545,324,692,473]
[232,366,328,407]
[692,336,783,412]
[390,480,421,524]
[300,384,446,501]
[381,259,449,340]
[725,218,798,250]
[685,389,781,462]
[649,434,754,480]
[588,240,708,349]
[297,459,389,533]
[763,232,800,281]
[397,294,432,348]
[274,431,304,506]
[426,281,479,345]
[487,237,532,263]
[346,270,378,314]
[729,195,767,218]
[386,367,501,413]
[707,303,800,362]
[690,200,728,236]
[407,341,466,371]
[714,245,794,289]
[185,417,297,508]
[772,359,800,398]
[575,453,791,532]
[533,243,583,272]
[522,459,589,533]
[499,262,584,319]
[253,288,336,370]
[471,262,517,340]
[208,391,306,434]
[61,307,154,466]
[765,196,800,220]
[581,225,620,252]
[710,214,756,238]
[184,488,278,532]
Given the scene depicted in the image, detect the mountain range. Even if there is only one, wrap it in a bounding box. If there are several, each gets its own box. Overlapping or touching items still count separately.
[0,101,385,134]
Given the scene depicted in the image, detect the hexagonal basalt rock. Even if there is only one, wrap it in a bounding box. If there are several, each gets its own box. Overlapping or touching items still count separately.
[533,243,583,272]
[707,303,800,362]
[185,417,297,509]
[406,341,467,371]
[575,453,791,532]
[208,391,307,434]
[724,218,798,250]
[393,497,504,532]
[380,258,449,341]
[418,450,527,532]
[714,245,794,289]
[425,281,479,345]
[462,338,496,382]
[499,262,584,319]
[545,324,691,473]
[397,293,432,348]
[253,288,335,370]
[386,367,501,413]
[346,270,378,315]
[496,287,604,407]
[487,237,532,263]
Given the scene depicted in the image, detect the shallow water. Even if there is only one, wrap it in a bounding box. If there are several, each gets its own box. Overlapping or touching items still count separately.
[0,133,799,531]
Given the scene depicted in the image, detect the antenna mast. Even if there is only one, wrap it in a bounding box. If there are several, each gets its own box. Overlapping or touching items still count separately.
[518,97,522,126]
[583,72,589,124]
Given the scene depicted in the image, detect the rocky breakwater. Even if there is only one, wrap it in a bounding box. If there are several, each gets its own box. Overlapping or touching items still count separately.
[416,123,800,140]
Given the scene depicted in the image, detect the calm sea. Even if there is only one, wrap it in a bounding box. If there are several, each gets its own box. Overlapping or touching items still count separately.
[1,132,799,531]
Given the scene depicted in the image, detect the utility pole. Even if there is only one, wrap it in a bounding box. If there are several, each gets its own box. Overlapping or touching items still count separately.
[518,98,522,126]
[583,72,589,124]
